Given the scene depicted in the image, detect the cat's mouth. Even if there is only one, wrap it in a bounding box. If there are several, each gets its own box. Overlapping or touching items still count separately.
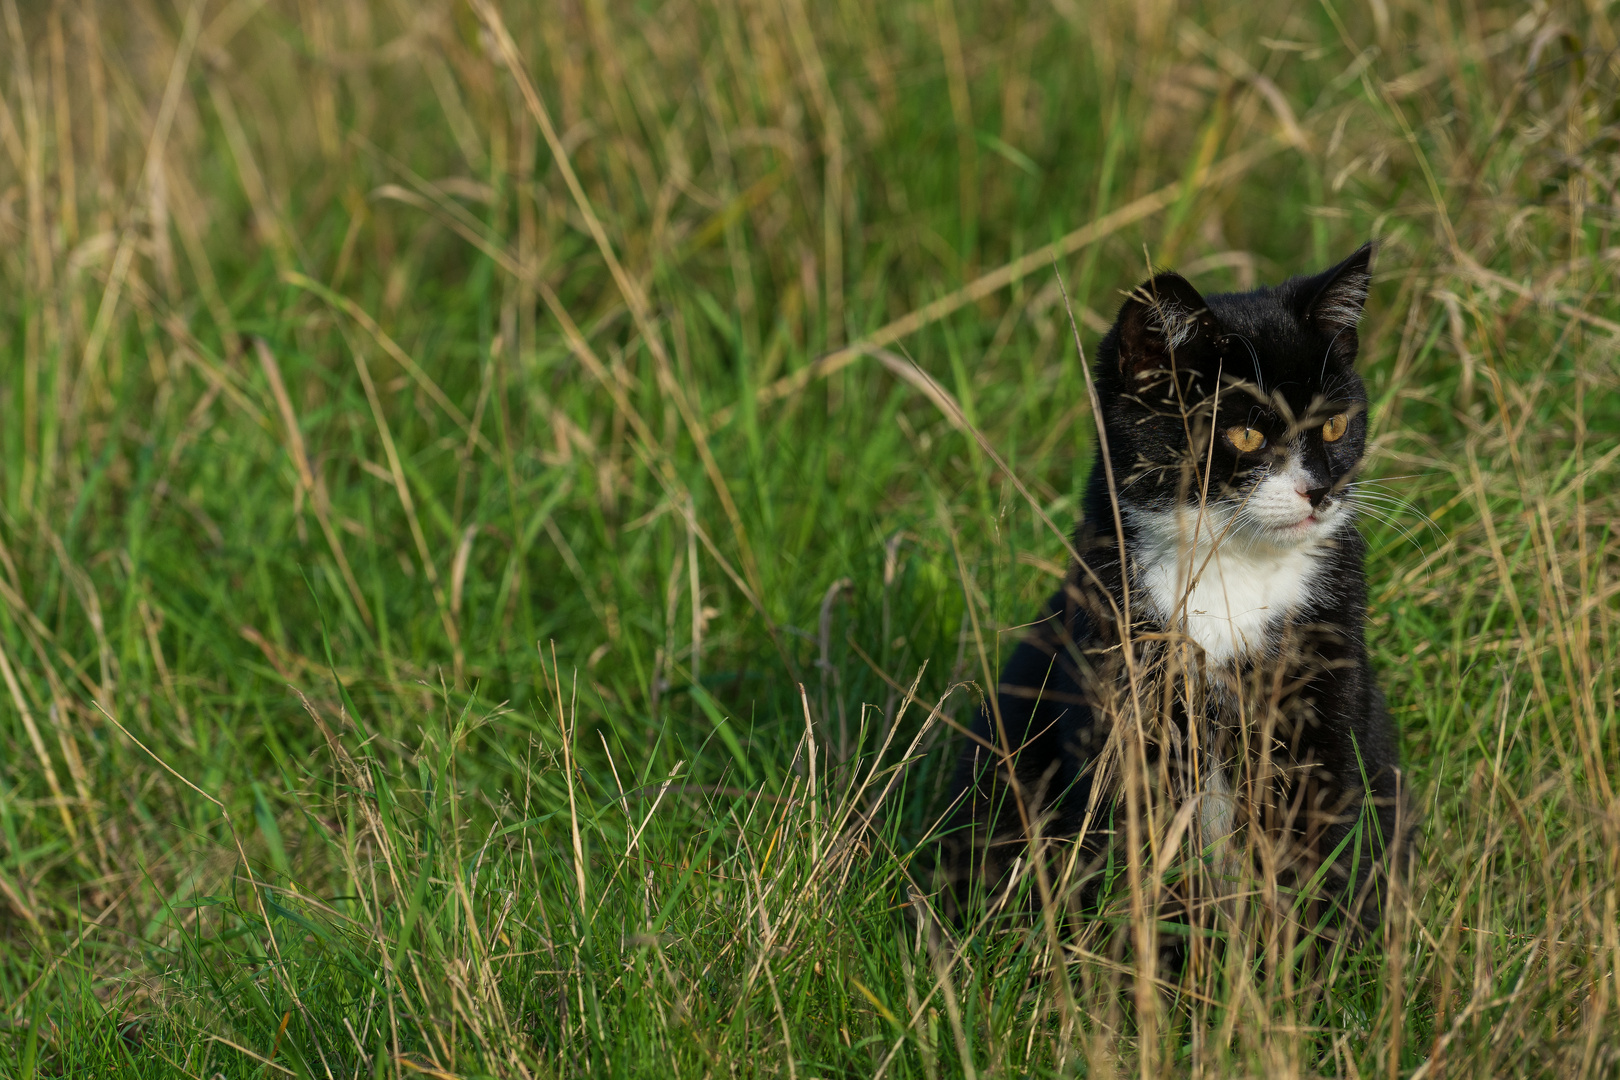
[1272,501,1342,537]
[1236,501,1335,542]
[1223,470,1343,540]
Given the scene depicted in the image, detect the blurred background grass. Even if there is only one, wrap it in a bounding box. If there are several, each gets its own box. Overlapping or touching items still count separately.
[1,0,1617,1075]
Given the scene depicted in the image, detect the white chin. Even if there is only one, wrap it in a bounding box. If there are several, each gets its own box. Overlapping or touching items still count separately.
[1238,511,1321,541]
[1284,519,1322,538]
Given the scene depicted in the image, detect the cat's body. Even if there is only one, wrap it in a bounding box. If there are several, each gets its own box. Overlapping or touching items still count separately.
[940,244,1405,940]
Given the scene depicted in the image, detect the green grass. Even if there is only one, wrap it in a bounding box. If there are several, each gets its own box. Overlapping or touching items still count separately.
[2,0,1618,1075]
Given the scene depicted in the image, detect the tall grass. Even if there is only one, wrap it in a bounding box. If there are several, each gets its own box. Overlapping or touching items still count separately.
[0,0,1616,1075]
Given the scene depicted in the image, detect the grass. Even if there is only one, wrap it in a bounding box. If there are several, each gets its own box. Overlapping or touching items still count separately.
[1,0,1617,1075]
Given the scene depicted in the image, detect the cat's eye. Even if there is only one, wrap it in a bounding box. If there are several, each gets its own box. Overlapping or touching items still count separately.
[1225,426,1266,453]
[1321,413,1350,442]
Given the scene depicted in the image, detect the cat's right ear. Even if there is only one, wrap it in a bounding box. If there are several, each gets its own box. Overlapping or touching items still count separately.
[1298,241,1375,332]
[1114,272,1219,382]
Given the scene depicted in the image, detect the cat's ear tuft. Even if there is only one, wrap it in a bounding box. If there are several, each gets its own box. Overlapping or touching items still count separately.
[1300,241,1375,331]
[1115,272,1219,380]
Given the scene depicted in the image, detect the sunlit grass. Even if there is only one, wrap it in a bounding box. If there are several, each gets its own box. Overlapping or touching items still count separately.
[1,0,1616,1076]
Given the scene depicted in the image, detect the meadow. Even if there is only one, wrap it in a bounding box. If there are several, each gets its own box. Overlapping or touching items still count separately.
[1,0,1617,1075]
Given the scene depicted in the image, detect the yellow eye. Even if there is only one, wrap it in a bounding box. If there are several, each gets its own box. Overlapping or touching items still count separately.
[1322,412,1350,442]
[1225,426,1266,453]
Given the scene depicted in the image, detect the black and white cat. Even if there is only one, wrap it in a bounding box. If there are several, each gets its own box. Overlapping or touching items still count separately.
[941,243,1405,940]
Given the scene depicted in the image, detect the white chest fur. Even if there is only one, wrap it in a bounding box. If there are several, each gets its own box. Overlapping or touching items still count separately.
[1128,509,1328,665]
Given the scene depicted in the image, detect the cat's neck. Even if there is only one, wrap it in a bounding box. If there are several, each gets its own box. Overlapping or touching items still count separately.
[1122,504,1334,665]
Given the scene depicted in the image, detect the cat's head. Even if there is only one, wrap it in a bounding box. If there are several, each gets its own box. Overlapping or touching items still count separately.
[1091,243,1376,547]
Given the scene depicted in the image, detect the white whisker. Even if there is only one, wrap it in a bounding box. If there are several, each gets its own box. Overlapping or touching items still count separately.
[1347,501,1430,556]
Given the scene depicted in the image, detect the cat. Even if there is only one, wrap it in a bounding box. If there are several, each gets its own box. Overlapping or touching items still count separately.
[938,243,1407,948]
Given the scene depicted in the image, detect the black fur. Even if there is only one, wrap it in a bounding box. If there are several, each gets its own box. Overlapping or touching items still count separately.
[938,244,1406,941]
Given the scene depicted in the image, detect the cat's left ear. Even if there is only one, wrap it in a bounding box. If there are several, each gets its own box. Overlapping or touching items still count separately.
[1114,271,1223,383]
[1297,241,1376,334]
